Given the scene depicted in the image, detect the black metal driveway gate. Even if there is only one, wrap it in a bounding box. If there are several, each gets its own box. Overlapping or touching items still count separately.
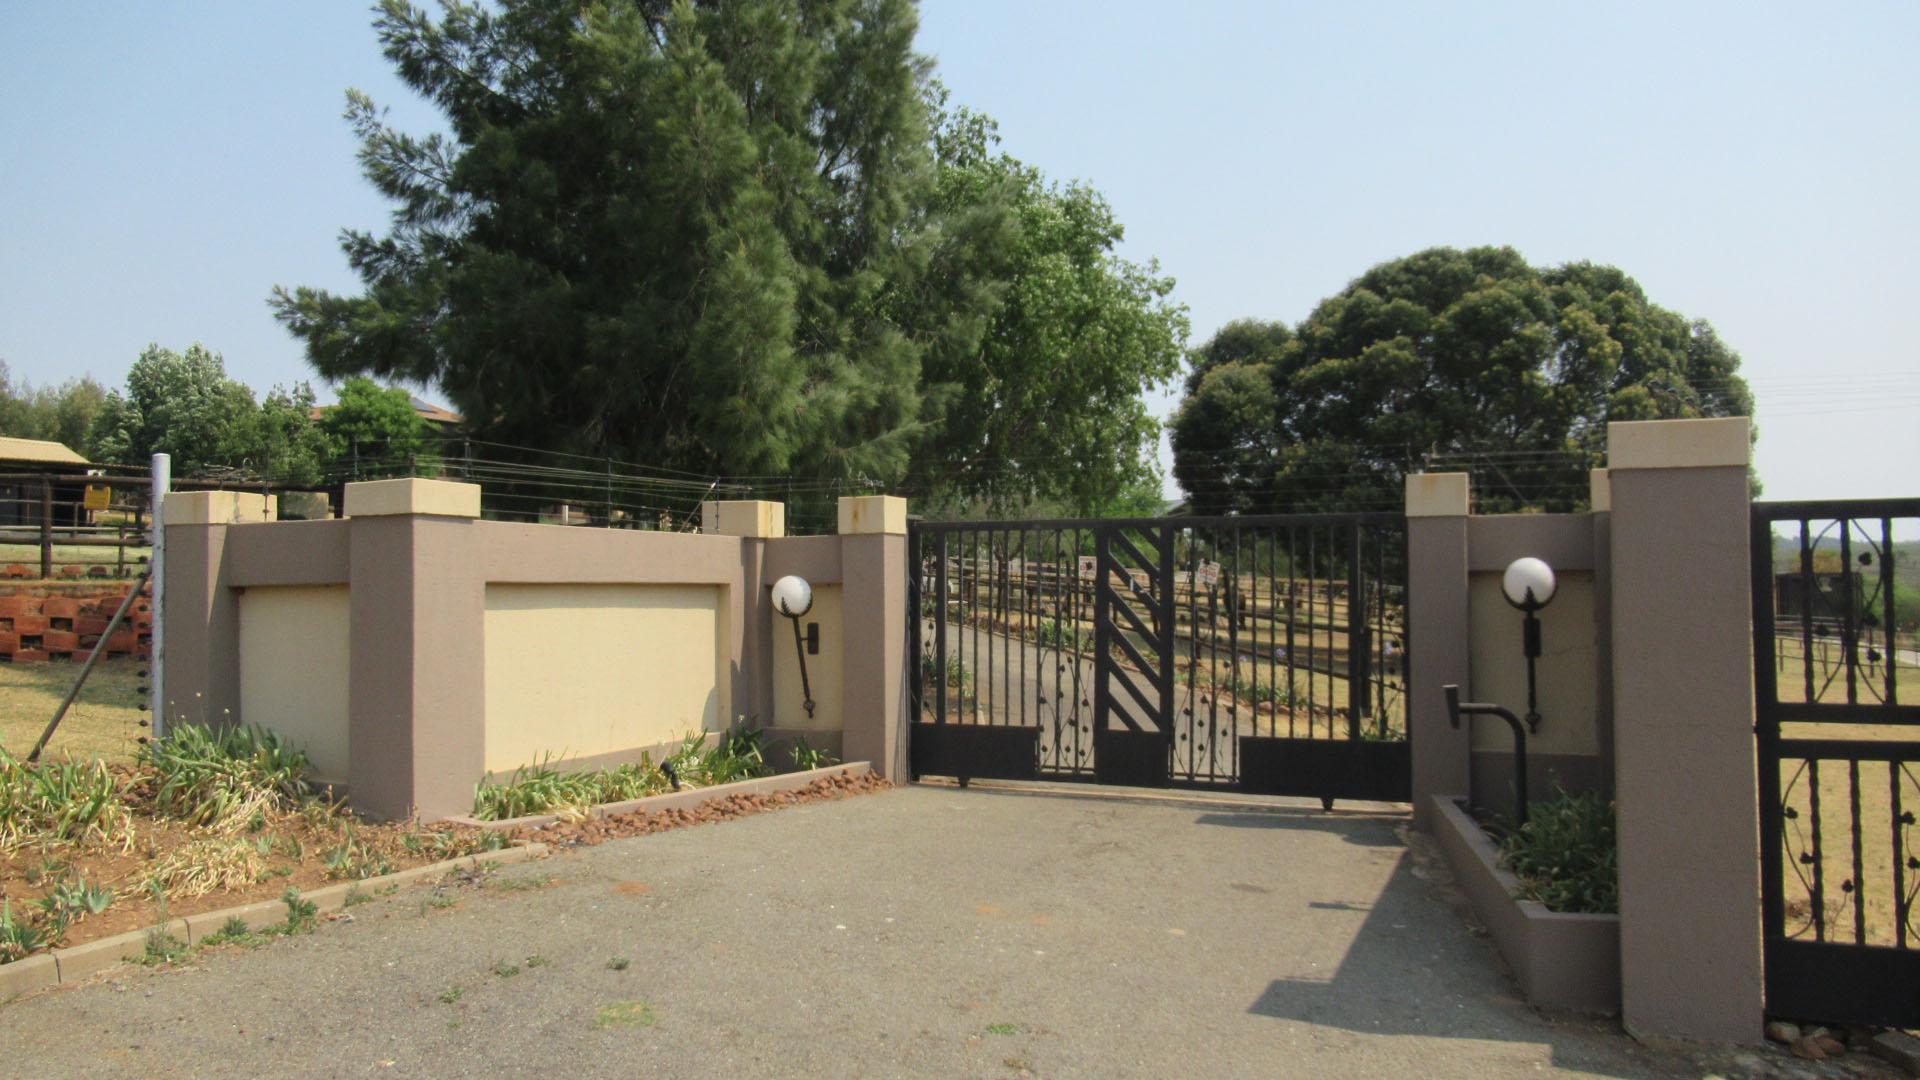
[1753,498,1920,1028]
[908,513,1409,806]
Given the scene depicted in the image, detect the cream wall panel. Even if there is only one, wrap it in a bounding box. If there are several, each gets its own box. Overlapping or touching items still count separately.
[237,586,351,782]
[770,584,843,732]
[484,583,727,773]
[1467,572,1599,756]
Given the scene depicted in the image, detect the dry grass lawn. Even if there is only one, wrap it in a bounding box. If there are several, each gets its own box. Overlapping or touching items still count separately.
[0,656,145,764]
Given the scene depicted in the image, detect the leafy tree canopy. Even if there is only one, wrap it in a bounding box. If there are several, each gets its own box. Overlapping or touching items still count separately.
[1170,246,1755,515]
[316,376,433,478]
[87,344,259,475]
[274,2,1183,515]
[274,0,963,485]
[231,382,334,487]
[909,103,1188,515]
[0,362,110,452]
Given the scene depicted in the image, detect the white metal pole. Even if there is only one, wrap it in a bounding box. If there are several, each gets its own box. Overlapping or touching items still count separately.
[150,453,169,741]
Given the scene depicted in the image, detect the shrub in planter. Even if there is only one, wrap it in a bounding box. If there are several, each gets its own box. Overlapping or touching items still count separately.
[1498,789,1617,914]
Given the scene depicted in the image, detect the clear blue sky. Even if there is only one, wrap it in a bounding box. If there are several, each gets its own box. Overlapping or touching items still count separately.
[3,1,1915,501]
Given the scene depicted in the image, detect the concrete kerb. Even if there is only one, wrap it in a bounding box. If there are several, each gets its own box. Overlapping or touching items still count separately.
[0,842,548,998]
[441,762,872,832]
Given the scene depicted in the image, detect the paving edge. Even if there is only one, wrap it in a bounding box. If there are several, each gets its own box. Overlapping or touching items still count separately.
[0,842,548,998]
[442,761,873,831]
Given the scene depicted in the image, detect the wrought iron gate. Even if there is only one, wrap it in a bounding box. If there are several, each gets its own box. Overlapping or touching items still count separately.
[908,513,1409,805]
[1753,498,1920,1028]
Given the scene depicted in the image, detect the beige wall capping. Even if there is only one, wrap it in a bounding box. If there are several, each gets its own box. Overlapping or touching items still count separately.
[1589,469,1611,512]
[1406,473,1470,517]
[343,478,481,518]
[163,490,274,525]
[837,494,907,535]
[1607,417,1750,470]
[702,499,785,538]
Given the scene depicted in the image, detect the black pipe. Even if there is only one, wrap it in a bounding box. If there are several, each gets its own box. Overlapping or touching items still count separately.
[787,614,816,719]
[1444,684,1529,828]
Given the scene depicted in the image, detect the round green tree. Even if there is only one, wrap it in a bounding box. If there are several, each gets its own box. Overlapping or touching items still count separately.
[1170,247,1755,515]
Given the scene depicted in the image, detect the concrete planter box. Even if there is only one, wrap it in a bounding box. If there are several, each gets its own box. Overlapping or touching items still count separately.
[1429,795,1620,1015]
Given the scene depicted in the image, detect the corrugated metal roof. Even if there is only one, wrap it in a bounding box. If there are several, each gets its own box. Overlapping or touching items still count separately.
[0,437,88,465]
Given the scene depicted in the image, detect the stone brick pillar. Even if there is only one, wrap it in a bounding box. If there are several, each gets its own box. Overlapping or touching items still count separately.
[837,495,909,780]
[1406,473,1472,829]
[1607,418,1760,1043]
[342,479,486,822]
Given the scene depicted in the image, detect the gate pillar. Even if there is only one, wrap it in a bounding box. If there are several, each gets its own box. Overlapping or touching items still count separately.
[1608,418,1761,1043]
[1407,473,1472,829]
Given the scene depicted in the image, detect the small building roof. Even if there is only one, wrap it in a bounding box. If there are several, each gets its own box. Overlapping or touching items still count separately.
[0,437,89,466]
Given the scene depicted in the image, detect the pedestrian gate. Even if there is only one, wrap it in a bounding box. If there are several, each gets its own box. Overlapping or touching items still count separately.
[908,514,1409,806]
[1753,498,1920,1028]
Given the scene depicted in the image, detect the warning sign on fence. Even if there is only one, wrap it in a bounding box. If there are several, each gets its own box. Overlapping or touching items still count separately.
[1198,560,1221,588]
[1077,555,1097,580]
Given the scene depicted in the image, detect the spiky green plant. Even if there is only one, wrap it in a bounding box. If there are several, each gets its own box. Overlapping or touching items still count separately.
[1499,789,1618,914]
[139,723,312,830]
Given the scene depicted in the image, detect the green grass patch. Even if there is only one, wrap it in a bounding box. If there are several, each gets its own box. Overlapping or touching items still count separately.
[594,1001,657,1029]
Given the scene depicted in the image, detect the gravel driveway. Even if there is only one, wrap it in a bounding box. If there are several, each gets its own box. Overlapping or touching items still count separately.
[0,784,1712,1078]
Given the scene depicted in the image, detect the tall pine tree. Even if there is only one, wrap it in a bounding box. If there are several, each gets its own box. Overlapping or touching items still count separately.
[273,0,972,483]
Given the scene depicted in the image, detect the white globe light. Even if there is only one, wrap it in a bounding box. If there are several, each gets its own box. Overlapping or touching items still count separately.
[1501,557,1557,610]
[771,575,813,618]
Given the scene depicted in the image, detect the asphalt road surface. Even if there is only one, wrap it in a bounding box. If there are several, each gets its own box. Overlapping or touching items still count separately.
[1,784,1752,1078]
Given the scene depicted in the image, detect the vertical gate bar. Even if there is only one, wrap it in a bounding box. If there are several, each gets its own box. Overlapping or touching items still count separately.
[1267,522,1282,737]
[1094,524,1110,746]
[966,531,976,726]
[935,530,949,726]
[1286,527,1298,740]
[1307,528,1319,736]
[1186,529,1199,773]
[1207,541,1219,771]
[1248,525,1259,746]
[1019,528,1028,733]
[1076,527,1088,772]
[909,529,922,723]
[1052,529,1064,770]
[1228,518,1244,772]
[1752,511,1785,945]
[1346,521,1364,741]
[1849,760,1866,944]
[992,530,1002,727]
[1799,520,1816,702]
[1158,520,1175,783]
[1885,517,1898,705]
[1810,758,1827,941]
[1893,766,1908,949]
[999,530,1009,726]
[1841,523,1858,705]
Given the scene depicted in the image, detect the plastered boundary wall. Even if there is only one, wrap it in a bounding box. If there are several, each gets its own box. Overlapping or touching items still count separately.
[162,484,908,823]
[1408,417,1762,1044]
[1406,474,1613,824]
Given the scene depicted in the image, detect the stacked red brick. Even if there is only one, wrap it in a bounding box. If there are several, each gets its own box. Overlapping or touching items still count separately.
[0,591,151,662]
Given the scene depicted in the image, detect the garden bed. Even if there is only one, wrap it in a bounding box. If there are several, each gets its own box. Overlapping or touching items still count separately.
[1,733,517,963]
[2,721,892,986]
[446,762,873,831]
[1428,794,1620,1014]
